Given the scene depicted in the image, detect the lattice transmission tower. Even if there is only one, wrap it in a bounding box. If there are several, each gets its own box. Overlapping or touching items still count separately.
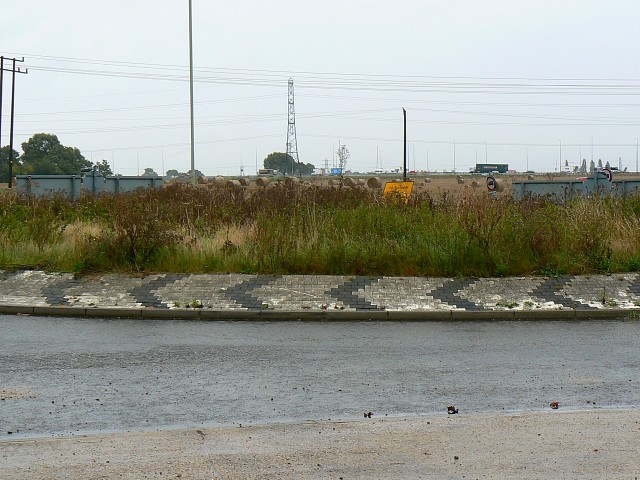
[285,78,299,175]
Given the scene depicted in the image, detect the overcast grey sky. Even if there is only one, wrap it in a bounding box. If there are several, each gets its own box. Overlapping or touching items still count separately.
[2,0,640,175]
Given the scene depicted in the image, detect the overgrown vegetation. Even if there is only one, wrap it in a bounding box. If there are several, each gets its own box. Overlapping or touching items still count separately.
[1,182,639,277]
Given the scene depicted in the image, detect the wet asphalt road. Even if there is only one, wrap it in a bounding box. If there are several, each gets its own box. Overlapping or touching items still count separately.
[1,316,639,439]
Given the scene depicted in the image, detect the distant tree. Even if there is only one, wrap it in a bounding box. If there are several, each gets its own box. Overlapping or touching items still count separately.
[299,162,315,175]
[580,159,587,174]
[336,144,350,181]
[165,169,204,181]
[605,160,611,169]
[142,167,158,177]
[186,169,204,178]
[0,146,21,183]
[20,133,91,175]
[263,152,314,175]
[589,160,596,172]
[264,152,293,174]
[165,169,180,179]
[597,159,603,169]
[95,159,113,177]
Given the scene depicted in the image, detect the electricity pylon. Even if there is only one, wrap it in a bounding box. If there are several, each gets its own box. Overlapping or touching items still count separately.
[285,78,299,176]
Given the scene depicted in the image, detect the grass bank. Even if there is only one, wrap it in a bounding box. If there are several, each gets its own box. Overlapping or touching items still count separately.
[1,182,639,277]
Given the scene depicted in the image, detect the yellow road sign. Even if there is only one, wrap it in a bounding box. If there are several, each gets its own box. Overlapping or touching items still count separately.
[383,181,414,203]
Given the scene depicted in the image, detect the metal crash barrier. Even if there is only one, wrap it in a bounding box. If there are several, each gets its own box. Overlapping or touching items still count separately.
[15,175,83,200]
[488,169,640,201]
[15,170,163,199]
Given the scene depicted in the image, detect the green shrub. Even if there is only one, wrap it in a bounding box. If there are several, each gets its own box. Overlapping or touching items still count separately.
[2,183,640,277]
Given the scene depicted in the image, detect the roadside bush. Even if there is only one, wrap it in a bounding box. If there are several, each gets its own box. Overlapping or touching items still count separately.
[76,190,180,272]
[2,182,640,277]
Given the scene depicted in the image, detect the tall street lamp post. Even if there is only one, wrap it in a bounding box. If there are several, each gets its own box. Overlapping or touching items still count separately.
[188,0,196,185]
[453,140,456,173]
[402,108,407,181]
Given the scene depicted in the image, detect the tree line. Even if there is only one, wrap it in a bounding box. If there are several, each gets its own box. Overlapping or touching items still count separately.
[263,152,315,175]
[2,133,318,184]
[1,133,113,183]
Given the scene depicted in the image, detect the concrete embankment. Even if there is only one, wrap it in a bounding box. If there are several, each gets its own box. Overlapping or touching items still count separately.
[0,270,639,320]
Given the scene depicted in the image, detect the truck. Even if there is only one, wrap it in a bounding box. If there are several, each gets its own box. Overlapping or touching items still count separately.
[470,163,508,174]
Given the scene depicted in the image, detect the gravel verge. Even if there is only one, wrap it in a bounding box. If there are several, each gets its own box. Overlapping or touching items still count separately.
[1,408,639,479]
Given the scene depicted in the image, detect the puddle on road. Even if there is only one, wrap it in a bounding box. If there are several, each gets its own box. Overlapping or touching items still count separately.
[1,316,638,439]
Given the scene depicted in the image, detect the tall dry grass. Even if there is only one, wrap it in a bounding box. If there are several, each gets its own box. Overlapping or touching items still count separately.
[1,182,639,276]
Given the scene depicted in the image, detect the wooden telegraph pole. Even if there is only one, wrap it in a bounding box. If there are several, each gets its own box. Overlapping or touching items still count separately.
[0,56,27,188]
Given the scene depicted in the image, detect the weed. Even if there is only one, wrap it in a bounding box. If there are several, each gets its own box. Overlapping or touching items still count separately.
[496,300,519,309]
[220,239,238,257]
[540,265,562,277]
[2,183,640,277]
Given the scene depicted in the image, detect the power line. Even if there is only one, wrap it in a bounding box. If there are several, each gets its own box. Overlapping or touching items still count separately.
[14,52,640,83]
[26,64,640,94]
[304,93,640,108]
[79,133,282,154]
[304,134,640,149]
[8,52,640,172]
[16,55,640,95]
[10,94,280,116]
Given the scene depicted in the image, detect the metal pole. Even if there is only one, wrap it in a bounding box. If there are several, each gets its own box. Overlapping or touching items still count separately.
[188,0,196,185]
[453,140,456,173]
[8,58,17,188]
[0,56,4,153]
[579,147,582,172]
[402,108,407,181]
